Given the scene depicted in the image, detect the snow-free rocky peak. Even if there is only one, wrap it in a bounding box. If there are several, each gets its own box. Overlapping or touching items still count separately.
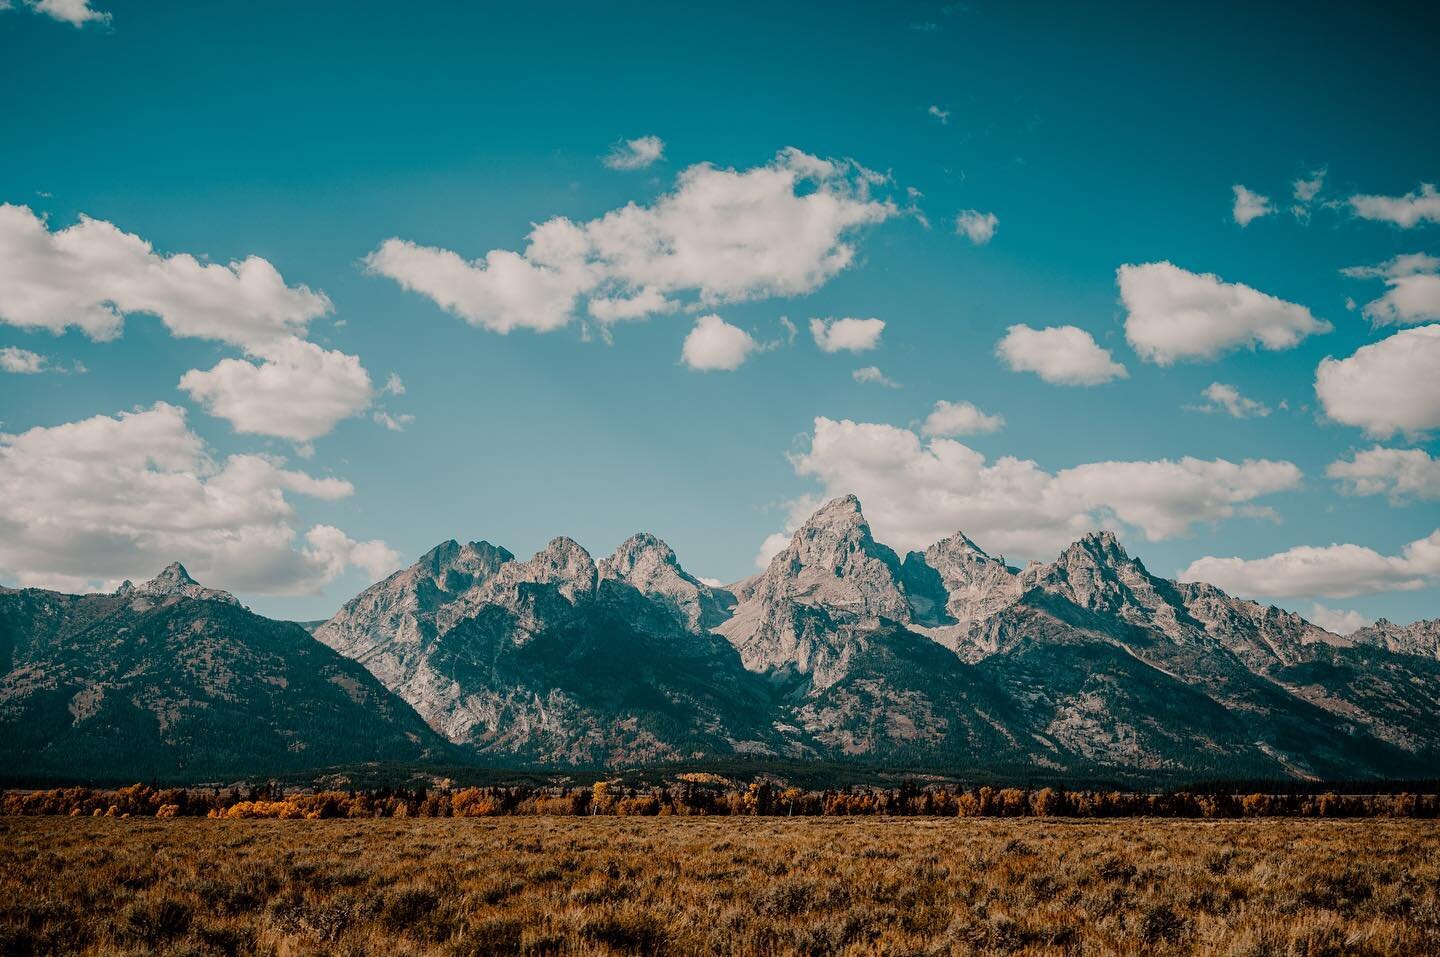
[417,539,515,593]
[115,562,240,607]
[497,536,597,600]
[716,495,914,685]
[1019,531,1197,640]
[598,532,734,631]
[761,494,910,621]
[903,531,1022,627]
[76,498,1440,781]
[1352,618,1440,661]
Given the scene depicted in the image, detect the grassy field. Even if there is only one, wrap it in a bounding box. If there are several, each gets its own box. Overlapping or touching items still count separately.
[2,817,1436,956]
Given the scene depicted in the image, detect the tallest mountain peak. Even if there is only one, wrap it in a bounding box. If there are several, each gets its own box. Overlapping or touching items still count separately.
[786,494,876,547]
[780,493,894,571]
[807,493,865,524]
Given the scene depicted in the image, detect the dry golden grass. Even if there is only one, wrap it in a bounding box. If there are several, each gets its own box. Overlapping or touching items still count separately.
[1,816,1437,955]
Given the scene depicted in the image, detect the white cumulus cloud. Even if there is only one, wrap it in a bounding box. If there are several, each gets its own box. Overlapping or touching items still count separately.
[927,105,950,124]
[1342,253,1440,326]
[1306,603,1373,635]
[811,316,885,353]
[1231,185,1273,226]
[301,525,402,584]
[921,400,1005,436]
[366,148,898,335]
[1327,446,1440,502]
[1119,262,1330,365]
[178,338,374,442]
[955,209,998,245]
[775,415,1301,559]
[0,204,331,351]
[754,531,793,569]
[1315,324,1440,438]
[681,314,759,371]
[0,346,48,374]
[996,324,1127,386]
[0,204,374,440]
[603,135,665,170]
[0,403,395,595]
[363,222,593,335]
[1181,529,1440,599]
[1349,183,1440,227]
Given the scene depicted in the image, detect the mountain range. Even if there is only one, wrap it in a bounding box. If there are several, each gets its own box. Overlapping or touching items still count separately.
[4,496,1438,785]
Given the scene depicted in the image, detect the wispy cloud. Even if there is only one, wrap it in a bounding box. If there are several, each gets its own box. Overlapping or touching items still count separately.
[852,366,900,388]
[1188,382,1271,419]
[603,135,665,171]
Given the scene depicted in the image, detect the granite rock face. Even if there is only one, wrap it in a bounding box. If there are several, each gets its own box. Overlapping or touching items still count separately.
[716,494,911,688]
[1351,618,1440,661]
[12,495,1437,783]
[316,533,781,765]
[598,532,736,632]
[115,562,241,608]
[306,495,1440,779]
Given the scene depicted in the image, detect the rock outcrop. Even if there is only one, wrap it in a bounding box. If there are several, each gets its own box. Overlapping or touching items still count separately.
[115,562,241,608]
[316,534,781,765]
[1351,618,1440,661]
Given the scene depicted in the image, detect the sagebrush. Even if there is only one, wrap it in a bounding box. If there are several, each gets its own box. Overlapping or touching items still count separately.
[2,816,1438,955]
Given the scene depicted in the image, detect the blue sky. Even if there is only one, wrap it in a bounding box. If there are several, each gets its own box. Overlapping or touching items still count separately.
[1,0,1437,627]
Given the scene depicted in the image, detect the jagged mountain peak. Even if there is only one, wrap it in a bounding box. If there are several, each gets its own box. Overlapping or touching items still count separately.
[155,561,197,584]
[926,529,992,560]
[116,562,240,606]
[601,532,690,589]
[718,495,911,684]
[810,492,863,520]
[788,494,873,545]
[1351,617,1440,660]
[493,537,598,602]
[599,532,735,632]
[533,536,595,573]
[418,539,461,563]
[1033,530,1156,590]
[1020,530,1201,641]
[417,539,514,580]
[903,530,1022,631]
[606,531,680,571]
[1066,529,1130,562]
[778,495,900,573]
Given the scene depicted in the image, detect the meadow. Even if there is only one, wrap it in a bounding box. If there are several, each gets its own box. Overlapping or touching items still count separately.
[2,816,1437,956]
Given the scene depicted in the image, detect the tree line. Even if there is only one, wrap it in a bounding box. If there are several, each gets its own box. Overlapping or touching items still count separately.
[5,781,1440,819]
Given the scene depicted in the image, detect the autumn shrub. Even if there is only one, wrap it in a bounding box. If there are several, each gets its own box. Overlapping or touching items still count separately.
[122,895,192,945]
[380,884,440,929]
[578,910,669,955]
